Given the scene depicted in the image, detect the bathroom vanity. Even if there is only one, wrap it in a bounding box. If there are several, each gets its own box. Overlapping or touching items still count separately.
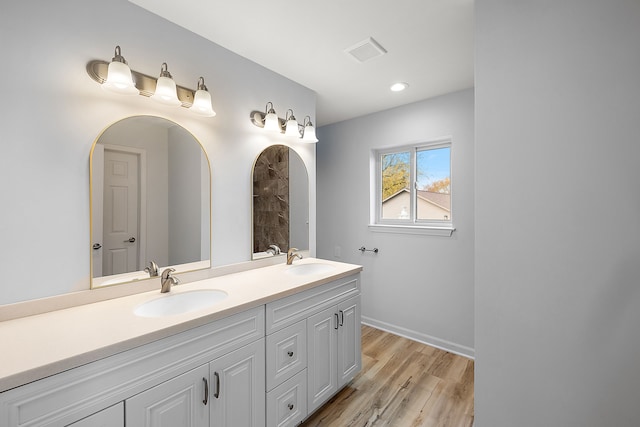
[0,259,362,427]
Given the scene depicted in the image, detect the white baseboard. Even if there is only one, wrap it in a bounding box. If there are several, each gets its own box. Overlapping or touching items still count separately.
[361,316,475,360]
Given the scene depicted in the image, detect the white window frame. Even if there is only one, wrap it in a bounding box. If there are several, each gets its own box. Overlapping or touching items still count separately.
[369,137,455,237]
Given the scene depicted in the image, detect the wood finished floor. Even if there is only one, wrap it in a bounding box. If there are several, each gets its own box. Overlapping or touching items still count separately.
[300,325,474,427]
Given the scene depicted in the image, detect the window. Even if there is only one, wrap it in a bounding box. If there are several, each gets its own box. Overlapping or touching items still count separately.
[371,139,454,235]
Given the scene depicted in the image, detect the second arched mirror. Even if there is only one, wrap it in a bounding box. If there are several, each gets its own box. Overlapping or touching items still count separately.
[252,145,309,259]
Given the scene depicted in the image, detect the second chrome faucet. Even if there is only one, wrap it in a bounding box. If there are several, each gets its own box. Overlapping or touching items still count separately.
[160,268,179,293]
[286,248,303,265]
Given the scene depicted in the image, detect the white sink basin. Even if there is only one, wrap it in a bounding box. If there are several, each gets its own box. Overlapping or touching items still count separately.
[285,263,335,276]
[134,289,228,318]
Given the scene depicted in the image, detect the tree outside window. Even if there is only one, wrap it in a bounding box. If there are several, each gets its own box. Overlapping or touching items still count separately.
[377,141,452,225]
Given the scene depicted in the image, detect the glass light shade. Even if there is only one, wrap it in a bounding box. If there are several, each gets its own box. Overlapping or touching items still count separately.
[302,123,318,143]
[151,76,181,106]
[264,111,280,132]
[285,118,299,137]
[103,61,139,95]
[190,89,216,117]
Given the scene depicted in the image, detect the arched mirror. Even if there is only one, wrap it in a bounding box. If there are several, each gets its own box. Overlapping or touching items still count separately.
[90,116,211,288]
[252,145,309,259]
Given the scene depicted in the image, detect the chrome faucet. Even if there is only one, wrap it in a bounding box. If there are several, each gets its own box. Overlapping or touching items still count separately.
[267,244,281,255]
[144,261,159,277]
[286,248,303,265]
[160,268,179,293]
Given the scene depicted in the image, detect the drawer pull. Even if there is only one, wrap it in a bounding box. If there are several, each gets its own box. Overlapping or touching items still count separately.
[288,351,294,357]
[214,372,220,399]
[203,377,209,405]
[339,310,344,327]
[288,403,294,411]
[334,313,339,329]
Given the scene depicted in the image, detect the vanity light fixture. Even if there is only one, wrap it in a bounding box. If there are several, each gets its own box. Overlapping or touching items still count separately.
[189,77,216,117]
[151,63,181,106]
[263,102,281,132]
[102,46,139,95]
[86,45,217,118]
[284,109,299,137]
[249,102,285,132]
[301,116,318,143]
[249,103,318,143]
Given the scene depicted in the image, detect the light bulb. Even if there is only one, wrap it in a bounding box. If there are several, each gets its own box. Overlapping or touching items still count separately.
[151,63,181,106]
[189,77,216,117]
[284,109,300,137]
[302,116,318,143]
[102,46,139,95]
[263,103,280,132]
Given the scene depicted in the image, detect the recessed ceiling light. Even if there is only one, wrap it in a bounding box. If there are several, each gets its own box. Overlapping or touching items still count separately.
[390,82,409,92]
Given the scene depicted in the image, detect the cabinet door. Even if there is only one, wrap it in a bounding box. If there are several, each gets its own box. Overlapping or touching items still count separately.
[67,402,124,427]
[209,339,265,427]
[337,295,362,388]
[125,364,209,427]
[306,305,338,414]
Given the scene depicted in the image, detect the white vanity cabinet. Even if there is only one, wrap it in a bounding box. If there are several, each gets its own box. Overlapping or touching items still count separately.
[66,403,123,427]
[0,266,362,427]
[125,339,265,427]
[209,339,265,427]
[307,295,361,414]
[265,273,361,424]
[126,364,209,427]
[265,320,308,427]
[0,306,264,427]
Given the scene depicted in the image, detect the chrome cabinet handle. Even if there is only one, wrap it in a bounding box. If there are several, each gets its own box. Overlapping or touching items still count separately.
[214,372,220,399]
[288,351,294,357]
[203,377,209,405]
[124,237,136,243]
[92,243,102,250]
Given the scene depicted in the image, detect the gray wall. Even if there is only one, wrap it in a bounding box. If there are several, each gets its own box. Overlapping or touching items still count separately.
[168,126,202,265]
[289,150,309,251]
[317,89,474,356]
[475,1,640,426]
[0,0,316,305]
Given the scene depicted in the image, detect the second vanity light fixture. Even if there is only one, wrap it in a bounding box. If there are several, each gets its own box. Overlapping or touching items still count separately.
[87,46,216,118]
[250,102,318,143]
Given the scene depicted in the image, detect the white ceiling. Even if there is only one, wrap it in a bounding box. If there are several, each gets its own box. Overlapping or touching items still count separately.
[129,0,474,126]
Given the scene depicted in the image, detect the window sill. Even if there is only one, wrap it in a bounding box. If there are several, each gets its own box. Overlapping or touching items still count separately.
[368,224,456,237]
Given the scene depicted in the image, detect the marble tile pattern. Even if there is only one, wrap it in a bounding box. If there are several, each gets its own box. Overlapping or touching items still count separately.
[253,145,290,253]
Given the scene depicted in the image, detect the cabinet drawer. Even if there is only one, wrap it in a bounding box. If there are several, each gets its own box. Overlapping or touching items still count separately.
[266,274,360,334]
[266,320,307,391]
[266,369,307,427]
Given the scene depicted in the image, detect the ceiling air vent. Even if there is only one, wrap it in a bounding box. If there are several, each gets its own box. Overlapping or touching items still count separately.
[344,37,387,63]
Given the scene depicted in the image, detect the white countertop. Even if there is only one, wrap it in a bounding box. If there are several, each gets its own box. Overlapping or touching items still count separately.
[0,258,362,393]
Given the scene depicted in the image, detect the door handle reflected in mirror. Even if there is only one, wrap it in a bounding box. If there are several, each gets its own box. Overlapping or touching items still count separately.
[124,237,136,243]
